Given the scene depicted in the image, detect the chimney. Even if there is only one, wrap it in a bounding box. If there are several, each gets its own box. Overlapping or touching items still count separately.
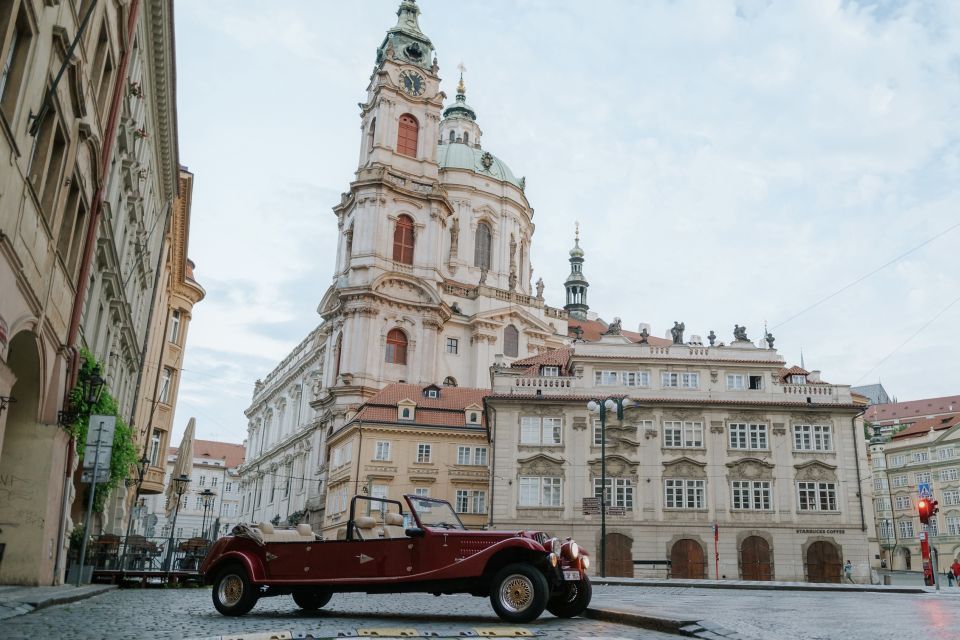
[638,322,651,334]
[808,370,822,383]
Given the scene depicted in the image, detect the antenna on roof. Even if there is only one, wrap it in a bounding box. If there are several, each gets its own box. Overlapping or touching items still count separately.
[800,348,805,370]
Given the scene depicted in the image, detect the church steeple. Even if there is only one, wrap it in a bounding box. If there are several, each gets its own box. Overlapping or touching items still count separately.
[440,63,482,147]
[564,223,589,320]
[376,0,435,73]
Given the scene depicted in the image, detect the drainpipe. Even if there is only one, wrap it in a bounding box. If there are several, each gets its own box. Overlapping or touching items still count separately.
[852,408,868,532]
[54,0,143,584]
[484,398,495,529]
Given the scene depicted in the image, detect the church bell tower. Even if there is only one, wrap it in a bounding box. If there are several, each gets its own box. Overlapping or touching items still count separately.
[564,224,589,320]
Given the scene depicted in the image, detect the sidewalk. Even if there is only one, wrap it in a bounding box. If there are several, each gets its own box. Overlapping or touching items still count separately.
[591,575,950,594]
[0,584,116,620]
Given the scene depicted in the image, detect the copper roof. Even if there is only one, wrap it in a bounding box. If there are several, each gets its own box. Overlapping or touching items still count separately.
[865,395,960,423]
[169,439,245,468]
[353,383,490,429]
[890,412,960,440]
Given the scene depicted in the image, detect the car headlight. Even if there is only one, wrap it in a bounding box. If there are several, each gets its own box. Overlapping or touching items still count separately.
[562,541,579,560]
[548,552,558,567]
[548,537,560,553]
[580,555,590,570]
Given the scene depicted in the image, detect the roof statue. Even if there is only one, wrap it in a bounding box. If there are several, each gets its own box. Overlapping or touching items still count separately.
[733,324,749,342]
[671,321,685,344]
[707,330,717,346]
[603,317,622,336]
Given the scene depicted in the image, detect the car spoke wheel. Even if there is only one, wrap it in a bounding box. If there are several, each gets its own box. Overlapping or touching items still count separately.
[547,576,592,618]
[211,564,258,616]
[293,589,333,611]
[489,563,549,623]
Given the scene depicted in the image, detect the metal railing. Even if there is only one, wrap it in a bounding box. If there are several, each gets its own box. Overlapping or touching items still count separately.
[71,534,212,574]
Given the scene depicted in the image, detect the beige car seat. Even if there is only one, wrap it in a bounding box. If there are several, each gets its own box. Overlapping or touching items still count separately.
[254,521,316,542]
[382,512,406,538]
[353,516,379,540]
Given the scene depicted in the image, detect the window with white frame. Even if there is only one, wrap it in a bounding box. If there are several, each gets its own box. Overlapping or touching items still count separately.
[416,444,432,463]
[374,440,391,461]
[326,484,349,514]
[520,416,562,445]
[898,519,915,538]
[663,421,703,448]
[518,476,563,507]
[914,451,929,463]
[940,468,959,482]
[541,366,559,377]
[211,477,219,487]
[731,480,772,510]
[892,474,908,488]
[874,477,888,491]
[661,372,699,388]
[621,371,650,387]
[938,447,956,461]
[890,454,906,467]
[199,476,206,487]
[225,482,233,493]
[943,489,960,506]
[159,367,173,403]
[369,485,388,514]
[895,495,912,510]
[455,490,486,514]
[594,371,619,386]
[169,309,182,344]
[874,497,891,512]
[729,423,768,450]
[473,447,488,465]
[872,456,886,469]
[947,515,960,535]
[726,374,745,390]
[878,520,894,539]
[929,516,940,536]
[664,479,705,509]
[593,478,634,510]
[793,424,833,451]
[797,481,837,511]
[414,487,431,510]
[331,442,353,467]
[149,430,161,465]
[915,472,931,485]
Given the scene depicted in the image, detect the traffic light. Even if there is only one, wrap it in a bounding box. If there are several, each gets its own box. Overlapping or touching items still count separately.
[931,500,940,517]
[918,499,931,524]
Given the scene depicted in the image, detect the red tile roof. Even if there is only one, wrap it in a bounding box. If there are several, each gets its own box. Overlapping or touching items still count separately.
[568,319,672,346]
[353,383,490,429]
[169,439,245,468]
[890,413,960,440]
[488,394,860,410]
[865,395,960,424]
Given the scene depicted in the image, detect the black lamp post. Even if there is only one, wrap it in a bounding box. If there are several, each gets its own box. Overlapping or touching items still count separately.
[86,364,105,405]
[120,453,152,568]
[72,363,108,586]
[199,489,216,540]
[587,395,632,578]
[163,474,191,575]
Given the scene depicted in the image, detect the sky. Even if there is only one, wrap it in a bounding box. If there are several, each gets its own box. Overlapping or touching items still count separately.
[170,0,960,446]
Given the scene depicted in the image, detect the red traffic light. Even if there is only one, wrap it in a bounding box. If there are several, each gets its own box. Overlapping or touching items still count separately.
[918,499,932,524]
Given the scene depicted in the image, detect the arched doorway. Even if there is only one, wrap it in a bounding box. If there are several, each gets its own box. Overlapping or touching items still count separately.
[902,548,911,570]
[670,538,706,579]
[805,541,841,583]
[604,533,633,577]
[740,536,772,581]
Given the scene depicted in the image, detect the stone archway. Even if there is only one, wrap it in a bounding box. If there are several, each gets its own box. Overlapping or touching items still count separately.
[740,535,772,581]
[805,540,842,583]
[604,532,633,577]
[670,538,706,579]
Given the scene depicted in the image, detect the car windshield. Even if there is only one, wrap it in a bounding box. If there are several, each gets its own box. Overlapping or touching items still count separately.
[407,496,465,530]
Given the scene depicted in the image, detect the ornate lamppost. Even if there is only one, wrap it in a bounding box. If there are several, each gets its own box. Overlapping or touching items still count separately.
[72,365,107,585]
[199,488,216,540]
[163,474,191,575]
[120,453,151,568]
[586,395,632,578]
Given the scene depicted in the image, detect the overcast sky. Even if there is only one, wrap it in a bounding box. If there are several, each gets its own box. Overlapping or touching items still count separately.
[171,0,960,446]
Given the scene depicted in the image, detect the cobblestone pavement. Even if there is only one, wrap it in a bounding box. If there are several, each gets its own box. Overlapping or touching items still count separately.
[590,584,960,640]
[0,588,673,640]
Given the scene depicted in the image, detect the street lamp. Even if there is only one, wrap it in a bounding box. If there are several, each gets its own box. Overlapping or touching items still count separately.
[120,453,152,569]
[163,474,191,574]
[587,395,632,578]
[85,364,105,406]
[199,489,216,540]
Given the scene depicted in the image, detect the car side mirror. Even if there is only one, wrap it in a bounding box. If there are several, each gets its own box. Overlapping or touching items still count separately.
[405,527,425,538]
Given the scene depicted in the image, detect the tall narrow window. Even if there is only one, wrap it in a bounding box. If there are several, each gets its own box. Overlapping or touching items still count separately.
[149,430,162,465]
[385,329,408,364]
[29,110,69,221]
[334,334,343,377]
[0,6,32,123]
[169,310,182,344]
[159,367,173,403]
[397,114,418,157]
[393,214,415,264]
[504,324,519,357]
[474,222,492,269]
[367,118,376,154]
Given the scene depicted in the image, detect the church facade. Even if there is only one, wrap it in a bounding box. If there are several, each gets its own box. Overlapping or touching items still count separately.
[237,1,572,527]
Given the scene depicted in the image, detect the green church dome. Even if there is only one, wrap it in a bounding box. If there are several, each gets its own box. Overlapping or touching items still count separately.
[437,142,523,190]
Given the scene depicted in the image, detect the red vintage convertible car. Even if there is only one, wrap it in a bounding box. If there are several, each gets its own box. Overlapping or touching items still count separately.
[200,494,591,623]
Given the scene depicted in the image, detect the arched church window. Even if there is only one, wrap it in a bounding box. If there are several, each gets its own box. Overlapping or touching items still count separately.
[334,334,343,377]
[504,324,519,358]
[393,215,415,264]
[449,130,455,143]
[397,114,419,157]
[443,376,457,387]
[474,222,492,270]
[367,118,376,154]
[386,328,408,365]
[463,131,469,145]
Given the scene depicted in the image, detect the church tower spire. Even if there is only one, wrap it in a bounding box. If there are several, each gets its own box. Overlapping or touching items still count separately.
[564,223,589,320]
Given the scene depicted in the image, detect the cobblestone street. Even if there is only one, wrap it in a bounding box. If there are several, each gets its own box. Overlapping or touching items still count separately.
[0,587,670,640]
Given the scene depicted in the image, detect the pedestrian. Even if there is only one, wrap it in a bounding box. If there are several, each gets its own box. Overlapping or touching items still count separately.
[843,560,854,583]
[952,559,960,587]
[947,570,955,587]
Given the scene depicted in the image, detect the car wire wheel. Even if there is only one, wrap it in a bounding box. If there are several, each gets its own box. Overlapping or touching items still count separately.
[218,574,244,607]
[211,564,258,616]
[489,563,549,623]
[500,574,535,613]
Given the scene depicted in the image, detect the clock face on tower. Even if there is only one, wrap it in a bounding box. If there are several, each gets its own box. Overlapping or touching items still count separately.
[399,70,425,97]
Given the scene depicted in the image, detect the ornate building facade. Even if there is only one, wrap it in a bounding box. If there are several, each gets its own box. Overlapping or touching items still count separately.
[487,332,875,582]
[238,1,570,527]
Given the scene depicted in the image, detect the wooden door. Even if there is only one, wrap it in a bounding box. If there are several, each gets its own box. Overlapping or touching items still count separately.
[740,536,772,581]
[670,539,706,579]
[805,541,841,583]
[604,533,633,577]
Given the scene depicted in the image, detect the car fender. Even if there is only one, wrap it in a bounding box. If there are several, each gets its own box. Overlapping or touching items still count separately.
[205,550,267,584]
[410,535,547,582]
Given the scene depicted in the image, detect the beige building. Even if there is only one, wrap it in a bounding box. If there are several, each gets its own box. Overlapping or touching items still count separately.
[320,383,490,536]
[487,331,875,583]
[868,411,960,574]
[0,0,179,584]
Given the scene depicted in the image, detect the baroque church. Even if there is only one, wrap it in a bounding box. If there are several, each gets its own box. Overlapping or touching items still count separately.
[238,1,590,526]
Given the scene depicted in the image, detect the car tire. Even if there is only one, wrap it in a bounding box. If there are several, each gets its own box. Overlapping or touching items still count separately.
[489,563,550,623]
[292,589,333,610]
[546,576,592,618]
[211,563,258,616]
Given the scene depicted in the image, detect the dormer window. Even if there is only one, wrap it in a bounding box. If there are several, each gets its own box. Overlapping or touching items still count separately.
[398,399,416,421]
[542,366,559,377]
[465,403,483,425]
[789,374,806,384]
[423,384,441,399]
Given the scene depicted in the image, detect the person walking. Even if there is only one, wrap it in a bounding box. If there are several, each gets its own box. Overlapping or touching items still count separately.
[843,560,854,583]
[951,559,960,587]
[947,569,955,587]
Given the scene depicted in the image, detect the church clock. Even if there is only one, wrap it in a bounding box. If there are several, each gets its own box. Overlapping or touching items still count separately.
[399,70,425,97]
